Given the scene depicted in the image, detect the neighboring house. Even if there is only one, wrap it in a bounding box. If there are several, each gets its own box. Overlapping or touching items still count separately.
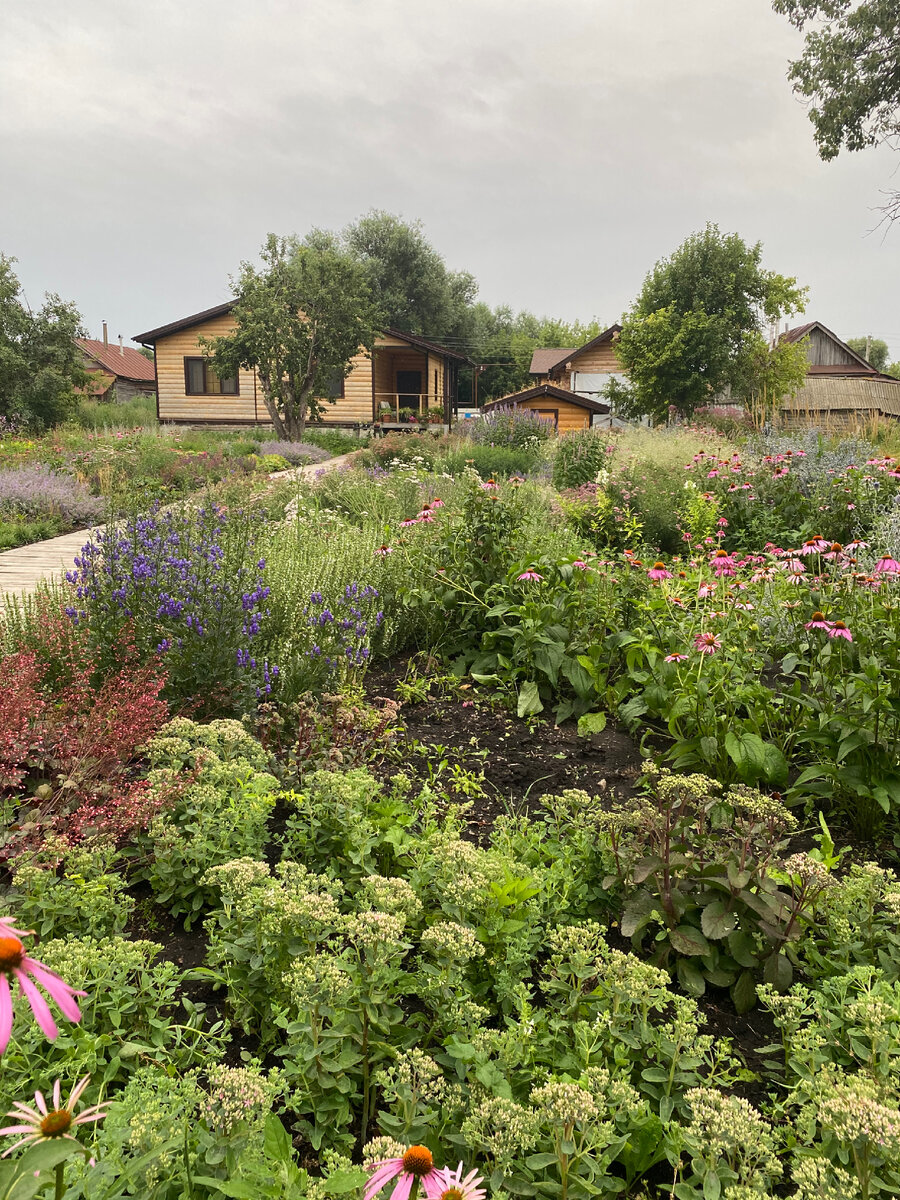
[482,383,610,431]
[528,324,625,400]
[133,303,470,426]
[76,333,157,403]
[779,321,900,427]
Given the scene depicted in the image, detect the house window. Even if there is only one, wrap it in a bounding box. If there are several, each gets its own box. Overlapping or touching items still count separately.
[184,357,239,395]
[324,369,345,400]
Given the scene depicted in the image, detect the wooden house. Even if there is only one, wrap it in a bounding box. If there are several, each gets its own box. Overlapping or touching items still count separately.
[76,331,157,403]
[481,383,610,431]
[132,303,470,427]
[528,324,625,398]
[778,321,900,427]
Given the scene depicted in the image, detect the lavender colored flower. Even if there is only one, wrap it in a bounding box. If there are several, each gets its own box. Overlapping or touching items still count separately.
[257,440,332,465]
[0,465,103,527]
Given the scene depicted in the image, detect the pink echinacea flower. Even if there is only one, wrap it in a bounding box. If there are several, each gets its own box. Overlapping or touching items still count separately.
[517,570,544,582]
[432,1164,487,1200]
[0,920,86,1053]
[0,1075,109,1157]
[827,621,853,641]
[647,561,672,581]
[364,1146,443,1200]
[694,631,721,655]
[665,653,689,663]
[875,556,900,575]
[804,611,831,631]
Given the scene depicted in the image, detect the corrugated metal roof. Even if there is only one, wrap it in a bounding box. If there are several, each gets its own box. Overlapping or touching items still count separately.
[780,375,900,416]
[77,339,156,382]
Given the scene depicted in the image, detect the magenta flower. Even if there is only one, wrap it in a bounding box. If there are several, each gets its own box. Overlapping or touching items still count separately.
[827,621,853,641]
[665,653,689,663]
[364,1146,443,1200]
[797,537,829,556]
[430,498,445,508]
[710,550,735,577]
[375,545,394,557]
[1,1075,108,1157]
[571,559,588,570]
[647,561,672,581]
[697,583,714,599]
[517,570,544,582]
[875,556,900,575]
[400,518,419,528]
[805,612,831,630]
[432,1165,486,1200]
[0,920,85,1054]
[694,631,721,655]
[781,559,806,585]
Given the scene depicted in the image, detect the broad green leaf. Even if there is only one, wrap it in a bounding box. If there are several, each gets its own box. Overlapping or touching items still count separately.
[577,711,607,736]
[669,925,710,957]
[701,901,737,940]
[517,680,543,717]
[763,951,793,991]
[731,970,757,1014]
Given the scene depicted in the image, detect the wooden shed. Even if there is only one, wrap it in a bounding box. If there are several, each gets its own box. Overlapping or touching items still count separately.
[778,321,900,428]
[482,384,610,431]
[132,304,469,427]
[529,325,625,398]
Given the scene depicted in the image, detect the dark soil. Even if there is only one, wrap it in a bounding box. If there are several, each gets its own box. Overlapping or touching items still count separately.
[365,663,644,836]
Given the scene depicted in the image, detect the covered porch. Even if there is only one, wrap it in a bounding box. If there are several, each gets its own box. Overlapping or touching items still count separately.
[371,332,462,426]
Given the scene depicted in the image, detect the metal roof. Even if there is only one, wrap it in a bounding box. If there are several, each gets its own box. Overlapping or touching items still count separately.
[76,338,156,382]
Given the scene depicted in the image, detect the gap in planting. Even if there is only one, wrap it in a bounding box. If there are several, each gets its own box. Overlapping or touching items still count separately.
[4,412,900,1197]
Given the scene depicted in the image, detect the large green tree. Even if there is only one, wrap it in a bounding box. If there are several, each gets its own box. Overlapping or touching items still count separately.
[607,225,807,423]
[0,255,88,430]
[207,232,378,442]
[846,335,889,370]
[344,211,477,341]
[773,0,900,214]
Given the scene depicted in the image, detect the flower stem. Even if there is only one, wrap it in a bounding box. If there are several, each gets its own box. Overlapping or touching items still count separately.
[55,1163,65,1200]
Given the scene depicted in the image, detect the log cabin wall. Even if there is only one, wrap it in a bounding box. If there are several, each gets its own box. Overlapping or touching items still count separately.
[511,397,593,431]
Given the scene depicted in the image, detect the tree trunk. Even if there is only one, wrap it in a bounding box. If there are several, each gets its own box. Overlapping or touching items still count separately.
[257,369,289,441]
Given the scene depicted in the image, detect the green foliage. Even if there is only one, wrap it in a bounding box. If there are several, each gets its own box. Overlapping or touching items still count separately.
[137,719,278,925]
[847,337,890,373]
[208,232,378,442]
[773,0,900,166]
[11,837,133,939]
[610,225,807,421]
[551,428,613,490]
[437,443,542,478]
[345,210,477,342]
[0,254,89,430]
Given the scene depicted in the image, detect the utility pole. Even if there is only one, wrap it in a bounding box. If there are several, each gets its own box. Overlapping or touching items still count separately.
[866,334,872,361]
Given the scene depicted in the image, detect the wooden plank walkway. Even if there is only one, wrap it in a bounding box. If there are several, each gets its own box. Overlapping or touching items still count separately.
[0,452,355,599]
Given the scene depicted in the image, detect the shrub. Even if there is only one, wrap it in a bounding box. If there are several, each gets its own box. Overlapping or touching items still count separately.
[65,502,277,713]
[138,718,279,925]
[257,440,332,466]
[552,428,614,489]
[0,464,104,527]
[462,405,554,449]
[437,444,543,478]
[368,433,439,469]
[11,837,134,939]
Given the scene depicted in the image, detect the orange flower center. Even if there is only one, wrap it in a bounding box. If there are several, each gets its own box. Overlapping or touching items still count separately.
[833,621,848,631]
[811,612,825,622]
[714,550,729,558]
[441,1189,465,1200]
[0,935,24,973]
[402,1146,434,1176]
[653,562,666,570]
[39,1109,72,1137]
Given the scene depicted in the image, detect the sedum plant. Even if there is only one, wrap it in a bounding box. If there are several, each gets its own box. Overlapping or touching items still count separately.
[598,764,831,1008]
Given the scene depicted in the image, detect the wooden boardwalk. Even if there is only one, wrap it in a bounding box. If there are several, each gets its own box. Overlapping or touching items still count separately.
[0,452,355,599]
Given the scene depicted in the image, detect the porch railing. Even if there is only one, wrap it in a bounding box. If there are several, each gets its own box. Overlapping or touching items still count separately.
[374,393,449,424]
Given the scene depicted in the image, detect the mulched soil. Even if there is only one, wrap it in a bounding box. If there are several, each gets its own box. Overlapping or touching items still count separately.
[364,662,644,834]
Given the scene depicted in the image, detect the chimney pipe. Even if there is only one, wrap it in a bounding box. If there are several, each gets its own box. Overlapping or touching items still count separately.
[102,321,108,347]
[119,335,124,356]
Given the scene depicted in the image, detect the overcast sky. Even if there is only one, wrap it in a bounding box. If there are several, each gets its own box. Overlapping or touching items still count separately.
[2,0,898,360]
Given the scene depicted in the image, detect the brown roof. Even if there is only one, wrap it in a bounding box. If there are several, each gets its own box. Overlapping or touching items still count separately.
[133,302,235,344]
[133,305,471,364]
[780,374,900,416]
[545,324,622,374]
[530,348,575,375]
[382,328,473,364]
[77,338,156,383]
[781,321,878,374]
[482,383,610,415]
